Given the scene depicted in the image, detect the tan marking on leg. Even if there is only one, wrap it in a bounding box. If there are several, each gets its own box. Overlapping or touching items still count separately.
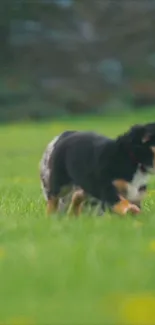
[113,179,146,213]
[112,197,131,215]
[112,196,140,216]
[67,189,85,216]
[113,179,128,195]
[114,179,147,208]
[77,201,84,215]
[47,197,59,216]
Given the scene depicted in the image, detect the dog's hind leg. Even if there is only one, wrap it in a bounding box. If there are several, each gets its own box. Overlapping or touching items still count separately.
[67,189,86,216]
[47,196,59,215]
[40,174,60,216]
[47,185,72,216]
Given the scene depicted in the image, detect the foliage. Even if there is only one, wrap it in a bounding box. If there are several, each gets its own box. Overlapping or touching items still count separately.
[0,0,155,118]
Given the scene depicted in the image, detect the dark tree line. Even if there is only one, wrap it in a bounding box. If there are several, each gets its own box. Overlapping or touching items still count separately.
[0,0,155,120]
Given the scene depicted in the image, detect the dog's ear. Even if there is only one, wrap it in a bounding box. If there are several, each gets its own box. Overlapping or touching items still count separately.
[128,124,151,144]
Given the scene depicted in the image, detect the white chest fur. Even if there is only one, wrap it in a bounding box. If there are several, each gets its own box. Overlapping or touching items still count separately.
[126,169,149,203]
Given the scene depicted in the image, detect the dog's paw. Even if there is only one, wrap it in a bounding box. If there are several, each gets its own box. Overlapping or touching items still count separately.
[128,203,141,215]
[112,198,141,216]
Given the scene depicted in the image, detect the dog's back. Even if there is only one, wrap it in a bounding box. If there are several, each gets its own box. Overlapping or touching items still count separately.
[56,131,112,173]
[51,131,113,197]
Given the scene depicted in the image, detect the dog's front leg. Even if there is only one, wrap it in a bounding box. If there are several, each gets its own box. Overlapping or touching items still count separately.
[112,196,140,215]
[101,183,140,216]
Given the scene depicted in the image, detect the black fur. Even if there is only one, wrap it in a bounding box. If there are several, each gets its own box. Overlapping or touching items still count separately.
[46,123,155,210]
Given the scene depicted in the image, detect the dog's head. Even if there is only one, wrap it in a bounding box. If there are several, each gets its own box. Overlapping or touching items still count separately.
[119,123,155,173]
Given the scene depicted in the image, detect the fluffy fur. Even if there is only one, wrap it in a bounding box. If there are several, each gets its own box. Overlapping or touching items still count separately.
[40,131,102,214]
[40,123,155,216]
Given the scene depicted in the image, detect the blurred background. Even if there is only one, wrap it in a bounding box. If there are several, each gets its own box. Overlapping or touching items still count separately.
[1,0,155,122]
[1,3,155,324]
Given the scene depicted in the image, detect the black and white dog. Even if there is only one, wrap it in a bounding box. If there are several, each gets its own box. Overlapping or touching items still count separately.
[40,124,155,216]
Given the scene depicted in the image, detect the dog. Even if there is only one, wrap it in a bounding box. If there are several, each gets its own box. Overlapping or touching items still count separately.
[40,130,103,215]
[40,123,155,216]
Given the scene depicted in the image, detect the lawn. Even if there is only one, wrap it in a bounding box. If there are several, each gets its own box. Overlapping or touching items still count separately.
[1,110,155,325]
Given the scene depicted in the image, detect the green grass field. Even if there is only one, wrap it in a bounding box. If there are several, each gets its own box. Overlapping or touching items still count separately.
[1,110,155,325]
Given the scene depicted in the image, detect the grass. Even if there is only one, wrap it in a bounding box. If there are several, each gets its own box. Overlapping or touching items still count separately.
[1,110,155,324]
